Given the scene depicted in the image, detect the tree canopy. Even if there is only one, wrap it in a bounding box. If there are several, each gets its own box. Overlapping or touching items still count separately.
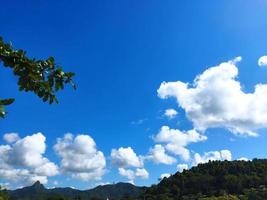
[139,159,267,200]
[0,37,76,118]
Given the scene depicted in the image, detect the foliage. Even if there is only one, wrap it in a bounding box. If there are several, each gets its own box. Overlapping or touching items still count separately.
[139,159,267,200]
[0,37,75,118]
[0,186,8,200]
[199,195,239,200]
[6,160,267,200]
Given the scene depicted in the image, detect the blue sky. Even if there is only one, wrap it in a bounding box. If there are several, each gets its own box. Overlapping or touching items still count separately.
[1,0,267,189]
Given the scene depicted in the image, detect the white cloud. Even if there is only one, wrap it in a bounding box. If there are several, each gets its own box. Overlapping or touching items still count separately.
[112,147,149,182]
[258,56,267,67]
[158,57,267,136]
[221,150,232,160]
[8,133,48,167]
[160,173,171,179]
[135,168,149,179]
[164,109,178,119]
[118,167,149,181]
[146,144,176,165]
[3,133,20,143]
[177,164,188,172]
[153,126,207,161]
[0,133,58,186]
[54,134,106,181]
[111,147,143,168]
[118,168,135,180]
[34,162,59,177]
[193,150,232,166]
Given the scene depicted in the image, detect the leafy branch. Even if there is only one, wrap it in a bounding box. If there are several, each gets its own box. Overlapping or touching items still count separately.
[0,37,76,118]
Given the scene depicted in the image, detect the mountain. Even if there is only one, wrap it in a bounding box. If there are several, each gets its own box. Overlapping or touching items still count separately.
[7,159,267,200]
[8,182,146,200]
[84,182,144,199]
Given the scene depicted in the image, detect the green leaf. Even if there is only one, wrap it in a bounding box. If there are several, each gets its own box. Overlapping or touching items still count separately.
[0,98,15,106]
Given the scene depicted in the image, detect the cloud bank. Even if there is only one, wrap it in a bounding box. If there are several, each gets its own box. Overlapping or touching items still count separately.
[0,133,58,185]
[158,57,267,136]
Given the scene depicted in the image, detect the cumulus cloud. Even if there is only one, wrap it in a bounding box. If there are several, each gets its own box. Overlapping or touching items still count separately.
[258,56,267,67]
[111,147,149,182]
[135,168,149,179]
[3,133,20,143]
[158,57,267,136]
[8,133,49,168]
[153,126,207,161]
[118,168,134,180]
[164,109,178,119]
[34,162,59,177]
[160,173,171,179]
[0,133,58,186]
[54,134,106,181]
[177,164,188,172]
[146,144,176,165]
[118,168,149,182]
[193,150,232,166]
[111,147,143,168]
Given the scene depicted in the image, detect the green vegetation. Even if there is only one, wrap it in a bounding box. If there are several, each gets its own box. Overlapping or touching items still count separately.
[0,37,75,118]
[140,159,267,200]
[0,186,8,200]
[8,182,145,200]
[4,159,267,200]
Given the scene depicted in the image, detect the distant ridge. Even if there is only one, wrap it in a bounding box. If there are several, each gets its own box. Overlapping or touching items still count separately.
[8,182,146,200]
[8,159,267,200]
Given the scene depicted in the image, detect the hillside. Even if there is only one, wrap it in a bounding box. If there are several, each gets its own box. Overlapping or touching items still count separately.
[141,159,267,200]
[5,159,267,200]
[8,182,145,200]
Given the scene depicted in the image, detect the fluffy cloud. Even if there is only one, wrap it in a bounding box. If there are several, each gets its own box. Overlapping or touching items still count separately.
[111,147,143,168]
[8,133,48,167]
[160,173,171,179]
[0,133,58,186]
[146,144,176,165]
[54,134,106,181]
[135,168,149,179]
[112,147,149,182]
[164,109,178,119]
[177,164,188,172]
[34,162,59,177]
[154,126,207,160]
[193,150,232,166]
[118,168,149,182]
[158,57,267,136]
[258,56,267,67]
[3,133,20,143]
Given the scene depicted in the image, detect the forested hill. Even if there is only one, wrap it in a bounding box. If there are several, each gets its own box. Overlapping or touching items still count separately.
[141,159,267,200]
[8,182,145,200]
[5,159,267,200]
